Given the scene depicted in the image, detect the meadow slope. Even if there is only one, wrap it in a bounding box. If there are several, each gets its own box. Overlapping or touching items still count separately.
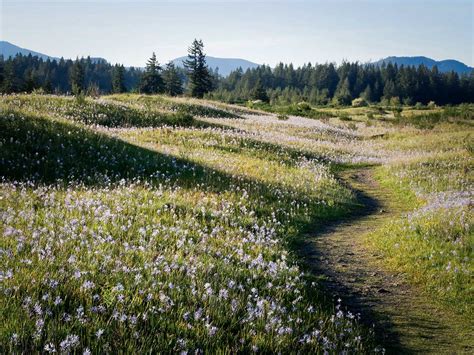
[0,94,472,353]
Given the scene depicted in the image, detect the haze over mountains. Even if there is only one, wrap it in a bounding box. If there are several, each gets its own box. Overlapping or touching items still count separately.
[1,40,472,76]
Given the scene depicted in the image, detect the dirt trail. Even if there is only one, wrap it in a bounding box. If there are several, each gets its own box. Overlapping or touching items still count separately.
[302,168,473,354]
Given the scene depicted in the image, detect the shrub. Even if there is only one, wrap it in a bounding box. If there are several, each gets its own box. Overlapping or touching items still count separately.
[297,101,312,111]
[277,114,289,120]
[393,107,403,118]
[427,101,437,109]
[389,96,401,107]
[351,97,368,107]
[338,112,352,121]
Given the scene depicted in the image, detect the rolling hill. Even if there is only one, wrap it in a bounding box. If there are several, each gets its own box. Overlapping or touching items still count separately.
[374,56,473,74]
[1,40,53,61]
[171,56,259,76]
[0,40,107,63]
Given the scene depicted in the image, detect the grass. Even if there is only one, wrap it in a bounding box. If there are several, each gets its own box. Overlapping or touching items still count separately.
[367,125,473,318]
[245,101,335,120]
[1,93,472,353]
[106,93,242,119]
[0,94,377,353]
[199,104,473,329]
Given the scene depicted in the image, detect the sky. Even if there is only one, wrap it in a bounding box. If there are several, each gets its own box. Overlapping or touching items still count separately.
[1,0,473,67]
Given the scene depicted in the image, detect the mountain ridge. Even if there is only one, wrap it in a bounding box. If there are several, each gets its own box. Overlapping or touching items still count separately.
[374,56,473,74]
[171,56,259,76]
[0,40,107,64]
[1,41,472,75]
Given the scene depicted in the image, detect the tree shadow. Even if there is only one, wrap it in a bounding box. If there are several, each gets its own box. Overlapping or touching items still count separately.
[1,110,419,352]
[0,111,330,227]
[0,111,259,192]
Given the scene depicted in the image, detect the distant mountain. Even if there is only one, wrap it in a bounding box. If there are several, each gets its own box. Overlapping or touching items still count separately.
[374,56,473,74]
[1,40,53,61]
[0,40,107,63]
[171,56,260,76]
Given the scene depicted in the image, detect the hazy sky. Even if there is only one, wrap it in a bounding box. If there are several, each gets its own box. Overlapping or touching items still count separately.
[1,0,473,67]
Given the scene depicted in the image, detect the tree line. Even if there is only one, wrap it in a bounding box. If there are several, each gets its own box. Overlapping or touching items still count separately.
[212,62,474,106]
[1,39,473,105]
[0,39,216,98]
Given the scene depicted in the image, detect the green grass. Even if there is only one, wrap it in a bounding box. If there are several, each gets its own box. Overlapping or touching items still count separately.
[107,93,241,119]
[0,95,200,128]
[1,93,472,353]
[395,104,474,129]
[0,95,377,353]
[246,101,335,120]
[368,126,473,317]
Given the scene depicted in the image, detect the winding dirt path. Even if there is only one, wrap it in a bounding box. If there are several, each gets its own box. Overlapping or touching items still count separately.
[302,168,473,354]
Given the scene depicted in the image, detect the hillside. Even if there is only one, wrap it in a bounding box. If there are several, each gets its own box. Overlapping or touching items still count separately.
[0,40,107,63]
[1,94,473,353]
[375,56,473,74]
[0,40,53,61]
[172,56,259,76]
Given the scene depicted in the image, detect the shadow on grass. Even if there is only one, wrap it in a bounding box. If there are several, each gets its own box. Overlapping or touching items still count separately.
[0,111,255,192]
[1,109,398,350]
[0,110,336,227]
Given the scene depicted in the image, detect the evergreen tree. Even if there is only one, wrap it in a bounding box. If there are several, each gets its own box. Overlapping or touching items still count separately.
[140,52,164,94]
[361,84,374,102]
[112,64,126,93]
[0,59,4,89]
[2,61,15,93]
[383,79,398,100]
[24,70,37,92]
[43,75,53,94]
[252,79,269,102]
[70,59,85,95]
[184,39,212,98]
[333,78,352,105]
[162,62,183,96]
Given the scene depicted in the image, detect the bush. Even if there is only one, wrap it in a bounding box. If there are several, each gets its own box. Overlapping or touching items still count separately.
[338,112,352,121]
[393,107,403,118]
[297,101,312,111]
[389,96,401,107]
[427,101,437,109]
[351,97,368,107]
[277,114,289,120]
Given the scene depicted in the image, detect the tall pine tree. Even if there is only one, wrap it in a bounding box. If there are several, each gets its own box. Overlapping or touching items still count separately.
[2,61,15,93]
[140,52,164,94]
[163,62,183,96]
[70,59,85,95]
[112,64,126,93]
[184,39,212,98]
[252,79,269,102]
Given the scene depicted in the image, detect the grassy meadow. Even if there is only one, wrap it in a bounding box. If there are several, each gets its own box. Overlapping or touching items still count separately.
[0,93,472,353]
